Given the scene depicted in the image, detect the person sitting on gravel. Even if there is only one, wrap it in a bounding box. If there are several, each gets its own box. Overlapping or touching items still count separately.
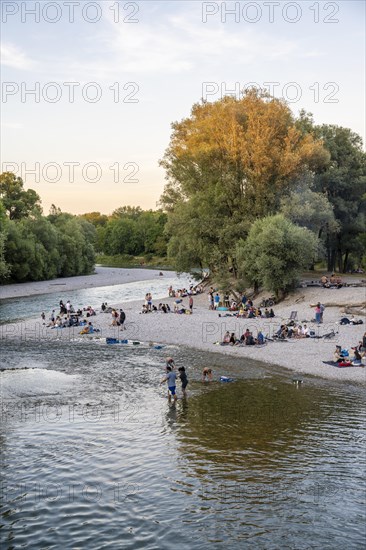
[350,347,362,365]
[223,331,231,344]
[333,345,349,362]
[295,325,303,338]
[240,328,251,343]
[276,325,287,339]
[80,322,94,334]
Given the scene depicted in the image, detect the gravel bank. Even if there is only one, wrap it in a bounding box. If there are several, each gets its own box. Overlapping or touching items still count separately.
[2,280,365,384]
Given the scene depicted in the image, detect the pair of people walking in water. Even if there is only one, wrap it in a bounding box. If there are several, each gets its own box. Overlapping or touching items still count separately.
[160,357,188,401]
[160,358,214,401]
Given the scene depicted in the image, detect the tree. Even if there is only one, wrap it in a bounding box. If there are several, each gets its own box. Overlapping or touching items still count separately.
[236,215,319,298]
[312,125,366,272]
[279,171,340,268]
[296,118,366,272]
[79,212,108,227]
[0,200,10,281]
[160,90,329,273]
[0,231,10,281]
[0,172,42,220]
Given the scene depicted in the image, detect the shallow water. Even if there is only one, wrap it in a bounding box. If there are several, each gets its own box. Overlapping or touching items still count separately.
[1,338,365,549]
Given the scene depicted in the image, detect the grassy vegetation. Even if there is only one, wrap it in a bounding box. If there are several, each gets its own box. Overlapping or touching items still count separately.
[96,254,174,270]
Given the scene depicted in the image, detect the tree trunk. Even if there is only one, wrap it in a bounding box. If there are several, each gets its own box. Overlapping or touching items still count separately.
[337,250,343,273]
[329,249,336,272]
[337,235,343,273]
[343,250,349,273]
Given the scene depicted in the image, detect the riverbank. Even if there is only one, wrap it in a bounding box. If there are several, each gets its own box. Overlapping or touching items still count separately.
[0,266,174,300]
[1,273,365,384]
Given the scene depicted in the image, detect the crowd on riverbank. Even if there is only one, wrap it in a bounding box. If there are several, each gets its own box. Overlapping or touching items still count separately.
[1,270,365,383]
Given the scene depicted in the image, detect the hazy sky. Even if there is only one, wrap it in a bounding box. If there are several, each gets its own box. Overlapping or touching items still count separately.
[1,0,365,214]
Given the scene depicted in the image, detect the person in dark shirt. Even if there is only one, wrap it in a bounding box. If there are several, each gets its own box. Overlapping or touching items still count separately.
[119,309,126,330]
[178,367,188,397]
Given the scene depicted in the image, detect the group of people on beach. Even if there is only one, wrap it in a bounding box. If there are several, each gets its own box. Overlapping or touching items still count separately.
[208,289,275,318]
[168,285,203,298]
[110,308,126,329]
[221,329,265,346]
[140,297,194,314]
[320,274,343,288]
[43,299,98,329]
[333,335,366,366]
[275,322,313,339]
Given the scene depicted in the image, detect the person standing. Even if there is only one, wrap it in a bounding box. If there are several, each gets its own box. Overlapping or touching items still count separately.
[189,295,193,313]
[178,367,188,397]
[320,303,325,323]
[119,309,126,330]
[161,365,177,402]
[315,303,322,324]
[214,293,220,309]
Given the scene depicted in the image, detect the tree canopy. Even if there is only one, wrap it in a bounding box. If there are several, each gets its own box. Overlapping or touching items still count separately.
[0,175,96,283]
[236,215,319,298]
[0,172,42,220]
[160,90,329,274]
[160,94,365,281]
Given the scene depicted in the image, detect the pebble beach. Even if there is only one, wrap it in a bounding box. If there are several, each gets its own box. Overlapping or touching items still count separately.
[1,268,365,384]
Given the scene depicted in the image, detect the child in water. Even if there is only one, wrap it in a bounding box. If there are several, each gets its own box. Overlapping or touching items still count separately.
[178,367,188,397]
[160,365,177,402]
[166,357,176,370]
[202,367,213,382]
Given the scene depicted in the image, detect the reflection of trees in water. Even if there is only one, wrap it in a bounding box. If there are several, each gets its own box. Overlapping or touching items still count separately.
[174,379,347,471]
[169,380,366,546]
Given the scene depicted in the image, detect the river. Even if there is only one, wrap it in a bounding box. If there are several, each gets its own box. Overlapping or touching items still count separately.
[0,279,365,549]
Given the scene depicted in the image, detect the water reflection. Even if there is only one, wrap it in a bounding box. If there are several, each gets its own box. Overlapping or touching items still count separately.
[0,340,365,549]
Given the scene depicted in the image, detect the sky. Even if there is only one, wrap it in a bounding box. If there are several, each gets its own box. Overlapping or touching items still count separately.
[1,0,365,215]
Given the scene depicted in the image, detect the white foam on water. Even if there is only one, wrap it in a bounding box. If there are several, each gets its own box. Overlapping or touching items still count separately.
[0,368,80,398]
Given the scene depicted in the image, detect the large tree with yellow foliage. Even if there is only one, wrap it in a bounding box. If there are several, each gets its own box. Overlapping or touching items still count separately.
[160,90,329,274]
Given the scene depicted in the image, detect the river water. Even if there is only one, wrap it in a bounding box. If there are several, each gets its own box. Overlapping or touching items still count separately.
[0,273,193,324]
[0,281,365,549]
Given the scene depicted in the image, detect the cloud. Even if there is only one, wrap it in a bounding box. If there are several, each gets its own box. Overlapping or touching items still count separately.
[1,122,24,129]
[93,13,298,76]
[1,43,35,70]
[34,10,298,81]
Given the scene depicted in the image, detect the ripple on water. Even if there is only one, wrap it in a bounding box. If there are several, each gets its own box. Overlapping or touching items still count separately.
[0,340,365,549]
